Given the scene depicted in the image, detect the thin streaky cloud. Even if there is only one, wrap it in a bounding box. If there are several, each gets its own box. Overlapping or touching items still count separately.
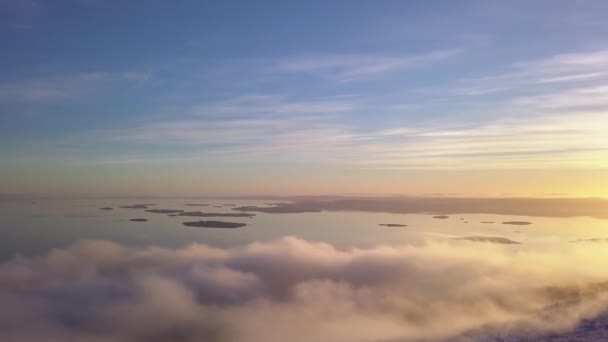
[275,49,459,81]
[190,94,357,118]
[451,49,608,97]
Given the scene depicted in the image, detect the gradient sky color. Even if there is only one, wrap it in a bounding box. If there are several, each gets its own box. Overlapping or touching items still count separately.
[1,0,608,197]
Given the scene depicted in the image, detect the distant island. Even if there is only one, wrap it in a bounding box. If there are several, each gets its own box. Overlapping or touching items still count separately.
[571,238,608,243]
[99,207,113,210]
[453,236,522,244]
[145,209,185,214]
[178,211,254,218]
[184,204,209,206]
[433,215,450,219]
[233,205,322,214]
[182,220,246,228]
[129,218,148,222]
[379,223,408,227]
[502,221,532,225]
[120,204,156,209]
[227,197,608,218]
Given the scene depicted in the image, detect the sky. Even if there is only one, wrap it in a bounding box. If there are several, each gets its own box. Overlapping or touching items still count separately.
[1,0,608,197]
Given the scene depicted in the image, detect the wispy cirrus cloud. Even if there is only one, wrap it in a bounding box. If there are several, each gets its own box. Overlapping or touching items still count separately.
[111,106,608,169]
[189,94,357,118]
[452,49,608,97]
[514,84,608,110]
[112,94,358,153]
[355,111,608,170]
[275,49,459,81]
[90,50,608,170]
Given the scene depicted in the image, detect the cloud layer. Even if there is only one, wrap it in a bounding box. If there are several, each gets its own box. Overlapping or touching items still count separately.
[2,237,608,341]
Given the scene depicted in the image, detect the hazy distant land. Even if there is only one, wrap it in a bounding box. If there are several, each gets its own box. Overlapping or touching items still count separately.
[120,204,156,209]
[453,236,522,244]
[379,223,408,227]
[231,196,608,218]
[233,205,322,213]
[145,209,185,214]
[502,221,533,225]
[178,211,255,218]
[182,220,247,228]
[571,238,608,243]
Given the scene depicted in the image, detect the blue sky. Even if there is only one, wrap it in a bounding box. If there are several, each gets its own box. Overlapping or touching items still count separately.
[1,0,608,196]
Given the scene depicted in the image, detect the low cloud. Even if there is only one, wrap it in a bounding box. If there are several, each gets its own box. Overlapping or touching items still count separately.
[1,237,608,341]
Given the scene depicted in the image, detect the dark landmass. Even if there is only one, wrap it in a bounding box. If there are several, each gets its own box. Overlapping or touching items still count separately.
[263,202,293,206]
[144,209,185,214]
[433,215,450,219]
[502,221,533,225]
[168,214,178,217]
[230,196,608,218]
[481,221,495,224]
[184,204,209,207]
[177,211,255,218]
[453,236,522,244]
[571,238,608,243]
[182,220,247,228]
[379,223,408,227]
[99,207,113,211]
[233,205,322,214]
[120,204,156,209]
[223,204,237,206]
[129,218,148,222]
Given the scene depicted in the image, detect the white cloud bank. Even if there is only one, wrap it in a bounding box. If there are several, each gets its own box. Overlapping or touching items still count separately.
[1,237,608,341]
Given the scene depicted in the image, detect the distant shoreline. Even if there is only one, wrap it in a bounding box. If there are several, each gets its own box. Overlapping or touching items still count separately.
[231,196,608,219]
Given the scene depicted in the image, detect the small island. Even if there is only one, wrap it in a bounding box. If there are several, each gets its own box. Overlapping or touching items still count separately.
[178,211,255,218]
[184,204,209,207]
[480,221,495,224]
[571,238,608,243]
[233,205,322,214]
[453,236,522,244]
[99,207,113,211]
[379,223,408,227]
[432,215,450,219]
[182,220,247,228]
[145,209,185,214]
[502,221,532,225]
[120,204,156,209]
[129,218,148,222]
